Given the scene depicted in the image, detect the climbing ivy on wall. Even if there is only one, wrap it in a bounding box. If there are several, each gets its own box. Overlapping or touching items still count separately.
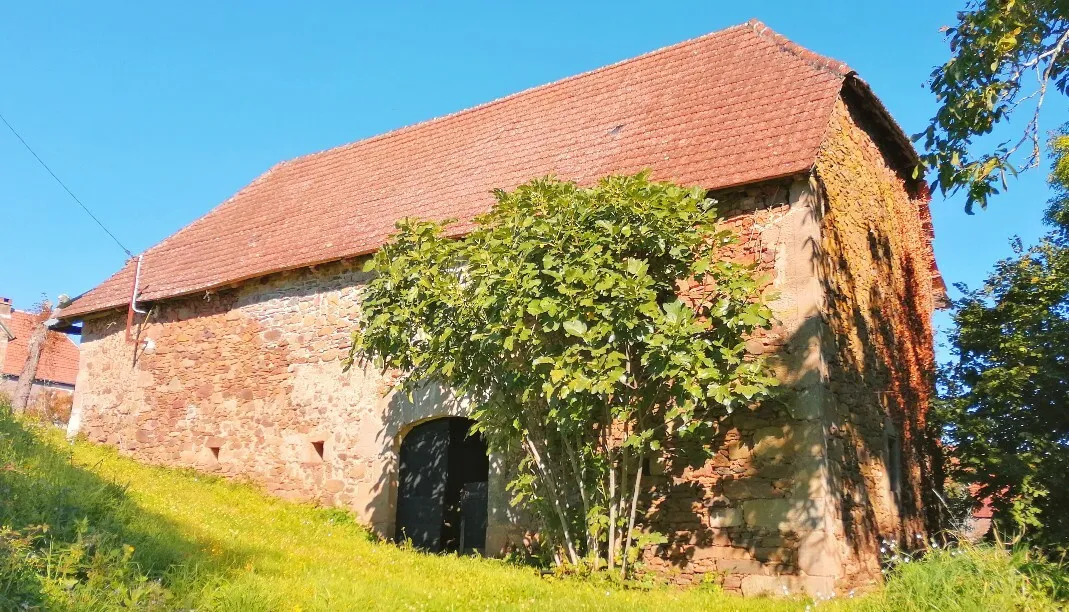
[347,173,777,574]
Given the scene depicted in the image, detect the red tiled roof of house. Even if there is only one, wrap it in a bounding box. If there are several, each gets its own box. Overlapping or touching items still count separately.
[2,311,80,387]
[61,19,924,319]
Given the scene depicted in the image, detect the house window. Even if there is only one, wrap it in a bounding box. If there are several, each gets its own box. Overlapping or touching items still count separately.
[209,445,221,460]
[312,440,325,461]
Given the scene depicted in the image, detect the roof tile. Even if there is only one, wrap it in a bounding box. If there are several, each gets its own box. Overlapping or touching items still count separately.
[2,311,80,387]
[63,19,854,319]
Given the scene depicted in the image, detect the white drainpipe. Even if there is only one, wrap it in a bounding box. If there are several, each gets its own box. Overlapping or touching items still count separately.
[131,254,147,314]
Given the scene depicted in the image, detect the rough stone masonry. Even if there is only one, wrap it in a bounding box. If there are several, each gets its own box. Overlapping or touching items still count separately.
[59,21,944,597]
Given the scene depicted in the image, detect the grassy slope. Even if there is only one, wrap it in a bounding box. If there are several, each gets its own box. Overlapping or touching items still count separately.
[1,413,1063,611]
[90,443,798,611]
[0,415,808,611]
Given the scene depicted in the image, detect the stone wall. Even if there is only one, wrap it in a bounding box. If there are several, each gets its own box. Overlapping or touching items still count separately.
[642,177,842,597]
[69,261,515,549]
[813,97,939,586]
[640,95,939,595]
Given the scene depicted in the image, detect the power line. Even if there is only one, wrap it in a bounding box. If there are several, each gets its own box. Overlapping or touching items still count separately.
[0,111,133,258]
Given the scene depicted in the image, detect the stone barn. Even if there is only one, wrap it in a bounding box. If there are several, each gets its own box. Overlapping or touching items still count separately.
[58,20,945,596]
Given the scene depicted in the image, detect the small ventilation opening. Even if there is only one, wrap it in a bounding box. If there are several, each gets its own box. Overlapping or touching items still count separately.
[312,441,325,460]
[209,446,220,461]
[888,435,903,507]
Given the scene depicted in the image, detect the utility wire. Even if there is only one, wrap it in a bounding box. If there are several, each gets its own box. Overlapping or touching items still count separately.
[0,111,134,258]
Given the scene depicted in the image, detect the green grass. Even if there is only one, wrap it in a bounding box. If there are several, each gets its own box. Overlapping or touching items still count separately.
[875,540,1068,611]
[0,410,1064,611]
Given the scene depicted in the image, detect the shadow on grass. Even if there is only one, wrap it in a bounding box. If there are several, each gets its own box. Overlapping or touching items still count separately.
[0,411,253,608]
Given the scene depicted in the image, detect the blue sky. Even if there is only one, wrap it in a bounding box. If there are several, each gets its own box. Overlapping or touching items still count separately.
[0,2,1062,355]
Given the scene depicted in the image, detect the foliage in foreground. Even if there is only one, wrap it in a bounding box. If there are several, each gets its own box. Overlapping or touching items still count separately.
[347,173,777,573]
[918,0,1069,211]
[0,409,1065,610]
[936,133,1069,553]
[876,539,1068,611]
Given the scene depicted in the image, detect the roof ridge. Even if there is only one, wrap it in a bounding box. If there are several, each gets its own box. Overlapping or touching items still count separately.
[280,21,755,167]
[744,18,853,77]
[12,308,47,319]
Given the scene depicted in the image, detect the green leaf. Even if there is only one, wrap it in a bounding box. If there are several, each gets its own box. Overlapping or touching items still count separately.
[562,319,588,337]
[625,258,648,276]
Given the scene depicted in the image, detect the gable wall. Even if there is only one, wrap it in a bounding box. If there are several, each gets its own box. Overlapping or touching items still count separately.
[813,97,939,586]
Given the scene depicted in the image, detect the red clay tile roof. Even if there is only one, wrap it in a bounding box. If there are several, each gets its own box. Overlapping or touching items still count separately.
[61,19,922,319]
[2,311,80,387]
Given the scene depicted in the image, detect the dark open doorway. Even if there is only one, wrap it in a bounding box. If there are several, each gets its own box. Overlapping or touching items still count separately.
[395,417,489,553]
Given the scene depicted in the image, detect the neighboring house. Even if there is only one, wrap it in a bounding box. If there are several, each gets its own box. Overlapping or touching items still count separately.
[57,20,946,596]
[0,297,80,404]
[964,485,995,542]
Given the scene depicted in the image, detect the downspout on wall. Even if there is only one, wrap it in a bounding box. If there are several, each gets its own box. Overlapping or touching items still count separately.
[125,254,148,344]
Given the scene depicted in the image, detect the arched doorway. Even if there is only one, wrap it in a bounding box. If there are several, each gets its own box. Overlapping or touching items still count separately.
[395,417,489,553]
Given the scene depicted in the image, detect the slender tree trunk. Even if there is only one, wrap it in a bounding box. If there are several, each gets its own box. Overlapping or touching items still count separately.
[621,450,645,579]
[607,458,616,572]
[611,406,620,573]
[537,436,581,564]
[562,436,594,565]
[12,307,50,415]
[523,436,579,565]
[616,441,630,569]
